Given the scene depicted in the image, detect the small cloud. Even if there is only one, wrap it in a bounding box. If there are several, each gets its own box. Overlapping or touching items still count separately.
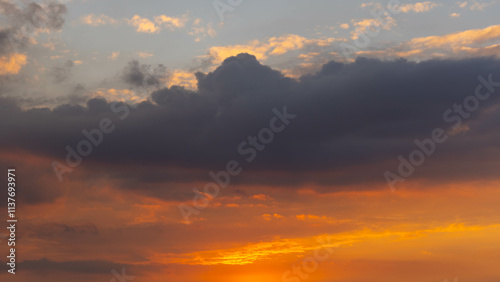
[457,1,468,8]
[350,17,396,40]
[80,14,118,26]
[108,51,120,61]
[0,53,28,75]
[73,60,83,65]
[137,52,154,58]
[399,2,440,13]
[296,214,306,220]
[450,12,461,17]
[155,14,188,30]
[167,70,197,90]
[251,194,273,201]
[189,19,216,42]
[360,2,383,9]
[469,0,495,11]
[340,23,350,29]
[262,213,283,220]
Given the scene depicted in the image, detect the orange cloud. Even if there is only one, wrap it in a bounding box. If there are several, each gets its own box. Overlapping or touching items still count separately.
[350,17,397,40]
[167,70,198,90]
[208,34,339,64]
[251,194,273,201]
[410,24,500,49]
[128,15,159,33]
[155,14,188,30]
[0,53,27,75]
[91,88,146,103]
[151,222,493,266]
[399,2,440,13]
[137,52,154,58]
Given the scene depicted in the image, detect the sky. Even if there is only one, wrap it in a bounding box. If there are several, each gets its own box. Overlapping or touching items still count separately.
[1,0,500,281]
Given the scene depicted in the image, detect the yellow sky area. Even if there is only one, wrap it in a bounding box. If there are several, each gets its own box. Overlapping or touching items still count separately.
[142,223,500,282]
[0,53,27,75]
[150,222,496,266]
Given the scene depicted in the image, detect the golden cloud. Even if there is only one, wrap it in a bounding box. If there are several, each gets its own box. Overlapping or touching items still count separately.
[80,14,118,26]
[208,34,339,64]
[128,15,159,33]
[167,70,198,90]
[0,53,27,75]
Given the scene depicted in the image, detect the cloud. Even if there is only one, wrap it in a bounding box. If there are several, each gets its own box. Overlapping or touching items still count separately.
[208,34,339,64]
[458,1,468,8]
[137,52,153,58]
[350,16,397,40]
[167,70,197,89]
[3,54,500,191]
[189,18,216,42]
[127,14,189,34]
[0,0,67,54]
[340,23,350,29]
[450,12,461,17]
[410,24,500,49]
[90,88,145,104]
[399,2,440,13]
[154,14,188,30]
[351,25,500,61]
[108,51,120,61]
[80,14,118,26]
[51,59,74,83]
[0,53,27,75]
[251,194,273,200]
[127,15,158,33]
[469,0,496,10]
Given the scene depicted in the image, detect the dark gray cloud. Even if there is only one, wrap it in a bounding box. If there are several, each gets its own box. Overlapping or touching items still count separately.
[121,60,168,87]
[2,54,500,191]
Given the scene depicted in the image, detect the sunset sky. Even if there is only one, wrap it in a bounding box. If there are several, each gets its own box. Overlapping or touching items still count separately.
[1,0,500,281]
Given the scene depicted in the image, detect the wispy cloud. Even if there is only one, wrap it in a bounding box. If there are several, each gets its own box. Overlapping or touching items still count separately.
[80,14,118,26]
[128,15,159,33]
[189,18,216,42]
[207,34,339,64]
[399,1,440,13]
[137,52,154,58]
[0,53,27,75]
